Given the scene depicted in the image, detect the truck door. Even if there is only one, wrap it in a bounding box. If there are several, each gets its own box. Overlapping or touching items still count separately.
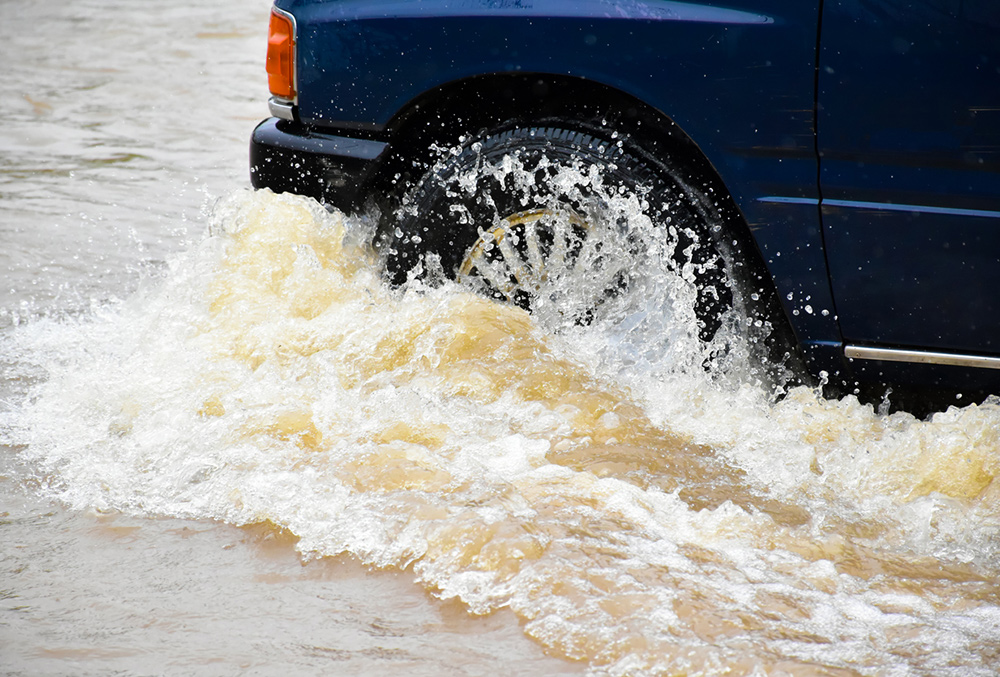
[818,0,1000,357]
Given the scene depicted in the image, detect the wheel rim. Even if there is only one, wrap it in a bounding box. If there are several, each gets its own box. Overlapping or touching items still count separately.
[457,208,631,324]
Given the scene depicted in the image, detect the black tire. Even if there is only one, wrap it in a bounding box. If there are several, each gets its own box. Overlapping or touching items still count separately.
[381,125,732,341]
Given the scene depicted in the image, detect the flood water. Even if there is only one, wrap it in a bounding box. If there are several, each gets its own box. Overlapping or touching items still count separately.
[3,2,1000,676]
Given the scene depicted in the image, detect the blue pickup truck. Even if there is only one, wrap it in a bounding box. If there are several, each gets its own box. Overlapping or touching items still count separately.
[250,0,1000,406]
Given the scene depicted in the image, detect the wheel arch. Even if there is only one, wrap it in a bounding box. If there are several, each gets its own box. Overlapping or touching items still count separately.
[364,71,801,371]
[372,73,717,207]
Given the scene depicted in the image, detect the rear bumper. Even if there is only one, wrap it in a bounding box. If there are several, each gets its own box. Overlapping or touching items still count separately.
[249,117,388,212]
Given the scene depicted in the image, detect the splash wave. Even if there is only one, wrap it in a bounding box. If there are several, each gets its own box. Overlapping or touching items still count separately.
[9,189,1000,675]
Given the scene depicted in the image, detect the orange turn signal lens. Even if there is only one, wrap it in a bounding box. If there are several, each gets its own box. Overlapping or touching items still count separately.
[266,9,296,100]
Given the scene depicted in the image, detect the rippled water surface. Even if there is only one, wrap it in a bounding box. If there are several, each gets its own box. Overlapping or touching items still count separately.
[3,2,1000,676]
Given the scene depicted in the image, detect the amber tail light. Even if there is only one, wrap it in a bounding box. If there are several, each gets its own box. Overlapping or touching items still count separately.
[266,9,296,100]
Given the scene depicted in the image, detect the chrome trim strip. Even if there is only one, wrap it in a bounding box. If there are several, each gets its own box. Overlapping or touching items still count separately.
[756,196,819,206]
[757,196,1000,219]
[845,345,1000,370]
[824,198,1000,219]
[268,97,295,121]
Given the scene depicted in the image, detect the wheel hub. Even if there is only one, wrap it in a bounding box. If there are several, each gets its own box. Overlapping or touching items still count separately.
[457,208,628,324]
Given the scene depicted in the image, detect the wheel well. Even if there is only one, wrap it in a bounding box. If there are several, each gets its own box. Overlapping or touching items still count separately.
[370,74,717,205]
[364,72,801,374]
[369,73,747,259]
